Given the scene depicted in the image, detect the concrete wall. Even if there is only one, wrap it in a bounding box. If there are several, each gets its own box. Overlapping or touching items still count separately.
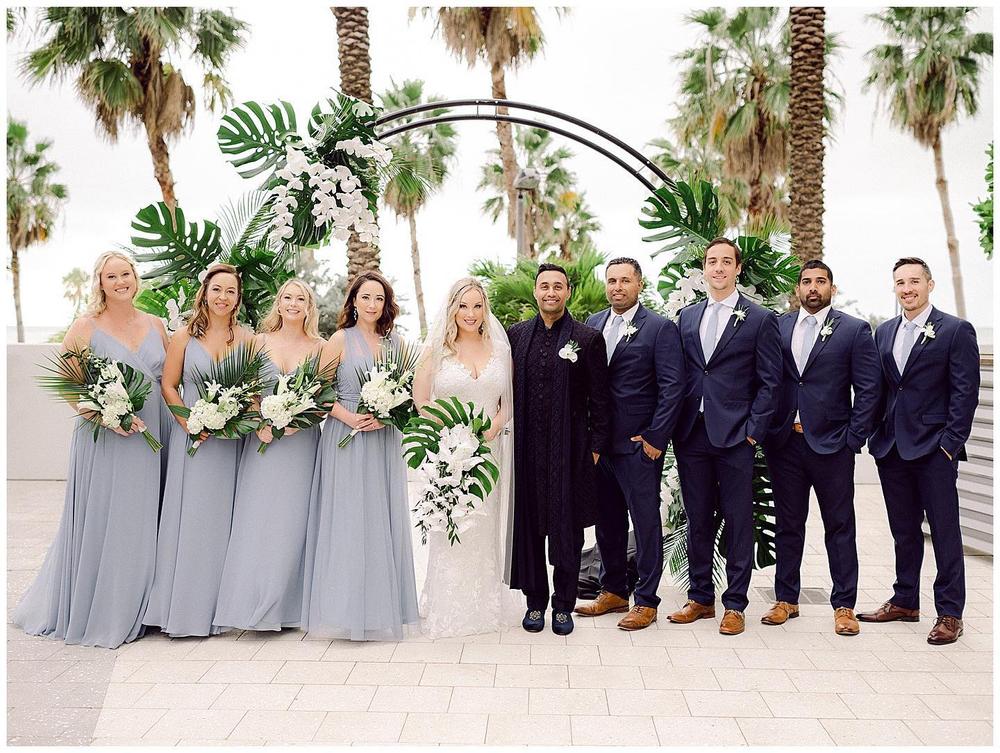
[8,344,75,479]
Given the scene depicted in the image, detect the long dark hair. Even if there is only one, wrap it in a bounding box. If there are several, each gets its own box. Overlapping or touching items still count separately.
[338,271,398,337]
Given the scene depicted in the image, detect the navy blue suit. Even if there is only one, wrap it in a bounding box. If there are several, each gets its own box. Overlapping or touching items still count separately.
[764,309,882,608]
[869,306,979,618]
[674,294,782,611]
[586,304,684,608]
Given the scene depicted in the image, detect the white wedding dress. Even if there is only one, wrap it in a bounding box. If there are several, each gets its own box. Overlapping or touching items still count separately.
[419,351,525,638]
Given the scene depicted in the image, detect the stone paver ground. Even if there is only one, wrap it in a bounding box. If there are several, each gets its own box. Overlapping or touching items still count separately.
[7,480,994,746]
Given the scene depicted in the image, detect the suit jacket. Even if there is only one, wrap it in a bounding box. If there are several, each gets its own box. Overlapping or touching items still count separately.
[586,304,684,455]
[766,309,882,454]
[675,294,782,449]
[868,306,980,462]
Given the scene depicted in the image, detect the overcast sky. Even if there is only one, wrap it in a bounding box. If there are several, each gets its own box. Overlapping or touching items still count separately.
[5,3,995,340]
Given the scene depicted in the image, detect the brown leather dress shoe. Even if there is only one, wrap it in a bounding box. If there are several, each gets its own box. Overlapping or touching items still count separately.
[834,607,860,636]
[666,600,716,624]
[760,601,799,625]
[719,609,745,635]
[856,601,920,623]
[617,605,657,631]
[574,591,629,617]
[927,615,963,645]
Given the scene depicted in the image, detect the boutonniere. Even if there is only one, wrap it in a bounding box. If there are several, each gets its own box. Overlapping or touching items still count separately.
[732,305,748,327]
[623,321,639,341]
[819,318,839,342]
[558,340,580,363]
[919,322,936,343]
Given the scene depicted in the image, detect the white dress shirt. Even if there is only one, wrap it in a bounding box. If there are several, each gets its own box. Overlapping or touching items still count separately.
[602,301,640,353]
[791,304,831,423]
[698,288,740,352]
[892,303,933,371]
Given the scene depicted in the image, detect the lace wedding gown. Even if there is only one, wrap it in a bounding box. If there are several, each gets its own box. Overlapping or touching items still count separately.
[419,352,525,638]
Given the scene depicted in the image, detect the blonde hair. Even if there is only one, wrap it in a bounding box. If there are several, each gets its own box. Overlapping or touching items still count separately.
[258,278,320,339]
[85,251,141,317]
[187,263,242,346]
[442,278,492,357]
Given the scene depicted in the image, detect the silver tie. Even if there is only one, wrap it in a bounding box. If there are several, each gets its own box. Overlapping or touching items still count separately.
[898,320,917,372]
[797,315,817,373]
[606,314,623,364]
[701,302,722,361]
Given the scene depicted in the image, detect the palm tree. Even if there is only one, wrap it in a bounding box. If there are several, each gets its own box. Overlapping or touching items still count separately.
[414,7,561,238]
[865,7,993,319]
[653,7,842,229]
[7,116,69,343]
[478,126,599,260]
[20,7,247,210]
[789,7,827,266]
[62,267,90,317]
[378,79,459,335]
[332,6,379,280]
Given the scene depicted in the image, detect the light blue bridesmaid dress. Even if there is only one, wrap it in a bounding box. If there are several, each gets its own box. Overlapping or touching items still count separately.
[300,326,419,641]
[13,325,167,649]
[143,337,241,637]
[213,356,321,632]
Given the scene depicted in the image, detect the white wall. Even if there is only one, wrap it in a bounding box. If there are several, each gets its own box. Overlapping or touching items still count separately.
[8,344,74,479]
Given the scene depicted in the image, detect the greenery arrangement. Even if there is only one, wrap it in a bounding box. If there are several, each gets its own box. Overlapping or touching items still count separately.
[974,143,993,260]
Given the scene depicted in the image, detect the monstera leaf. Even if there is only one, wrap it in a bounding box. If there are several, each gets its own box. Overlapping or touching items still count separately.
[131,203,222,289]
[134,279,195,326]
[218,100,299,179]
[640,180,722,257]
[224,241,295,329]
[735,235,800,303]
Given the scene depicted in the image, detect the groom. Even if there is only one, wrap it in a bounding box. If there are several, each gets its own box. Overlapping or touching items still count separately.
[508,263,610,636]
[575,257,684,630]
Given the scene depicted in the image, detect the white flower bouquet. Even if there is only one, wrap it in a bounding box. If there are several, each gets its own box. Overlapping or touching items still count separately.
[403,397,501,545]
[337,336,420,448]
[169,341,268,456]
[38,348,163,452]
[256,353,337,454]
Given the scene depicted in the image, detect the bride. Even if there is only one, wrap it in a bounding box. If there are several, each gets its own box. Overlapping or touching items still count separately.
[412,277,524,638]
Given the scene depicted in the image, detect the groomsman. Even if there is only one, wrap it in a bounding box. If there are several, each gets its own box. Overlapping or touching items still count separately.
[762,261,881,636]
[859,257,980,645]
[667,238,782,636]
[574,258,684,630]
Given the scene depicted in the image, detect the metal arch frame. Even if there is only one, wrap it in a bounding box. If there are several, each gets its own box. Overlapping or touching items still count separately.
[373,98,677,200]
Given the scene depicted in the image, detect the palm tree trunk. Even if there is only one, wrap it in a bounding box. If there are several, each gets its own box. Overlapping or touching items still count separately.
[146,129,177,209]
[931,132,967,318]
[789,7,825,266]
[11,246,24,343]
[490,59,519,242]
[332,6,379,280]
[407,211,427,335]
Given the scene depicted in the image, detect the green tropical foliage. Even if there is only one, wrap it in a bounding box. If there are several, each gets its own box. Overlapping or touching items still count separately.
[62,267,90,317]
[7,116,68,343]
[974,143,993,260]
[470,244,610,329]
[479,126,600,260]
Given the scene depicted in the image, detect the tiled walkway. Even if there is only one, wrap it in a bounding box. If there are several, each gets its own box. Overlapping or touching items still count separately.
[7,479,994,746]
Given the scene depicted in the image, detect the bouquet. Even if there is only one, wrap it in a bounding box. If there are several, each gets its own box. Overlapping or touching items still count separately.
[402,397,501,545]
[169,341,268,456]
[38,348,163,452]
[256,353,337,454]
[337,336,420,448]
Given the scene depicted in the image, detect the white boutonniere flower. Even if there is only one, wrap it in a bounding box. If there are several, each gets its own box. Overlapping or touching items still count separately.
[558,340,580,363]
[920,322,936,343]
[819,318,839,342]
[733,305,748,327]
[623,321,639,341]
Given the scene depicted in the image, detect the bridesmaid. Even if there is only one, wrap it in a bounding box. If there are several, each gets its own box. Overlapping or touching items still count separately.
[214,279,325,633]
[143,263,254,637]
[13,251,169,648]
[301,271,419,641]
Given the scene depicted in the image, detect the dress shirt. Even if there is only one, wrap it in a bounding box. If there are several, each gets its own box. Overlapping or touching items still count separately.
[892,304,933,371]
[602,301,640,354]
[698,288,740,353]
[791,304,831,425]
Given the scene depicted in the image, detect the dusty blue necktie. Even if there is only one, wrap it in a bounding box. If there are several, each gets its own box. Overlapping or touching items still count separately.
[606,314,623,364]
[701,302,721,361]
[898,320,917,372]
[797,315,817,373]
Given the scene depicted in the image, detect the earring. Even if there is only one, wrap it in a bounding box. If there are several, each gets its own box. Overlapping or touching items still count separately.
[352,308,358,321]
[479,323,484,335]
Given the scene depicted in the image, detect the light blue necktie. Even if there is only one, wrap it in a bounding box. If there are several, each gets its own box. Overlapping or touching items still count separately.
[606,314,623,364]
[701,302,722,361]
[797,315,817,373]
[898,320,917,372]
